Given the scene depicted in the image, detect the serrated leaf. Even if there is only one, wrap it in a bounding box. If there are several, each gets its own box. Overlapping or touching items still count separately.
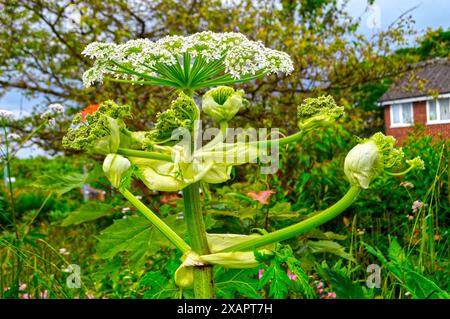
[96,214,185,269]
[140,271,180,299]
[259,262,291,299]
[215,268,260,299]
[61,202,113,226]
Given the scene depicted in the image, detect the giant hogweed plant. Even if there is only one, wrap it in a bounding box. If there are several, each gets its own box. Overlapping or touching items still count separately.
[63,32,424,298]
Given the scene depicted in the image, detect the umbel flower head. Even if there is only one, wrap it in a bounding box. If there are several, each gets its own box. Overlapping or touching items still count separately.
[62,100,132,155]
[0,109,14,126]
[82,31,294,90]
[344,132,424,189]
[297,95,344,130]
[202,86,246,122]
[143,92,199,147]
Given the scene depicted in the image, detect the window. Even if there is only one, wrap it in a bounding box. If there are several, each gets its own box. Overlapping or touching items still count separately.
[390,103,413,127]
[427,98,450,124]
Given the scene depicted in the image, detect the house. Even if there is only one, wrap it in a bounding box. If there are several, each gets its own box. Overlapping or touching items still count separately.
[379,59,450,144]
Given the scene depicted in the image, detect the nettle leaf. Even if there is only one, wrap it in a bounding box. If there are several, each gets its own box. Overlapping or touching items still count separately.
[258,261,291,299]
[61,202,114,226]
[96,214,186,269]
[279,246,315,298]
[33,173,86,195]
[215,268,260,299]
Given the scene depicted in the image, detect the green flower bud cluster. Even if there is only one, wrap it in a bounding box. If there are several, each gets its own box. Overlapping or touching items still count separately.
[143,93,199,147]
[297,95,344,129]
[62,100,131,154]
[202,86,246,122]
[344,132,424,189]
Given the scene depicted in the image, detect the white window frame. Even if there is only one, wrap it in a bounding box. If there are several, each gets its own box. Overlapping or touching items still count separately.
[426,98,450,125]
[390,102,414,128]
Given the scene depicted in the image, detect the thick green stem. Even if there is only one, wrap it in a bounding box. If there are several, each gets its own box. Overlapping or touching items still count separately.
[117,148,173,162]
[120,188,190,254]
[182,182,215,298]
[220,186,361,252]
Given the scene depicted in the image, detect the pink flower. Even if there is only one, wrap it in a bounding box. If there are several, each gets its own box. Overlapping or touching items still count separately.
[328,292,337,299]
[40,290,48,299]
[412,200,424,213]
[316,282,324,289]
[400,181,414,188]
[19,283,27,291]
[287,269,297,281]
[318,289,324,294]
[21,293,29,299]
[258,268,265,280]
[247,190,275,205]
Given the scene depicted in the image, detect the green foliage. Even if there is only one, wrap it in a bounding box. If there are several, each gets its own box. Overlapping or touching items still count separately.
[96,214,186,269]
[315,260,367,299]
[61,202,114,226]
[363,238,449,299]
[33,172,86,196]
[256,245,315,299]
[214,268,260,299]
[139,271,181,299]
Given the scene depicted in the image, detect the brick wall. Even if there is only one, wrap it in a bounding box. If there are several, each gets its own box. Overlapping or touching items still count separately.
[384,100,450,144]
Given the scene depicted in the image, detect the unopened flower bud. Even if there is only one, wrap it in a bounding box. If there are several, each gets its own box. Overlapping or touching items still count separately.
[297,95,344,130]
[344,132,423,189]
[202,86,246,122]
[103,154,131,188]
[344,141,380,189]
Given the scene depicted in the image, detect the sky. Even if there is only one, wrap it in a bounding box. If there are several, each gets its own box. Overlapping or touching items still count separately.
[1,0,450,157]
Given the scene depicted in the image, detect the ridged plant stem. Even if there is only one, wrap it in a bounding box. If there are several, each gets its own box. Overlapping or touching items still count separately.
[182,182,215,298]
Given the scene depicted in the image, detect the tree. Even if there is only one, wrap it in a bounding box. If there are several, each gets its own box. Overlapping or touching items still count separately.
[0,0,418,152]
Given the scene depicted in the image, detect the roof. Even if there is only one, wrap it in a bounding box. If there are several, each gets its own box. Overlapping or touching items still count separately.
[379,58,450,104]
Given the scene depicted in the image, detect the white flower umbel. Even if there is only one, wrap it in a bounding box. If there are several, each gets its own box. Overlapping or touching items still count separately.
[81,31,294,90]
[48,103,65,114]
[41,103,65,126]
[0,109,14,124]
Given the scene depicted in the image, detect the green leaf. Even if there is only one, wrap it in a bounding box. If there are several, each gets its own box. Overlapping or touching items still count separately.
[307,240,354,261]
[322,268,366,299]
[215,268,260,299]
[96,214,185,269]
[139,271,180,299]
[61,202,114,226]
[404,271,449,299]
[32,173,86,195]
[258,261,291,299]
[279,246,315,298]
